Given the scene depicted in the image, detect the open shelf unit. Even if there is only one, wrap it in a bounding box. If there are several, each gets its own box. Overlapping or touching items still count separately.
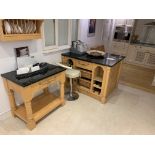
[0,19,43,41]
[14,92,61,122]
[92,66,104,95]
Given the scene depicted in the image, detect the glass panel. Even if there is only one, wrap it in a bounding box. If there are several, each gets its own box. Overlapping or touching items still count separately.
[44,19,55,47]
[58,19,68,46]
[71,19,78,41]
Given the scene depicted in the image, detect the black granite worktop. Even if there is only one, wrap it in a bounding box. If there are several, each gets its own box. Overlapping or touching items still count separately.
[62,52,125,67]
[1,64,66,87]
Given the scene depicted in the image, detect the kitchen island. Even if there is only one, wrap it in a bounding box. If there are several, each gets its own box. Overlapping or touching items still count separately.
[62,52,125,103]
[1,64,66,130]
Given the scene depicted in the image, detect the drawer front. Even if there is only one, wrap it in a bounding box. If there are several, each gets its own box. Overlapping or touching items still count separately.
[80,70,92,79]
[79,78,91,88]
[75,60,92,70]
[31,74,60,89]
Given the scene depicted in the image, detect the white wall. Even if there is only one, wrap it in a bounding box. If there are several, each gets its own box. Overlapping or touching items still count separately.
[78,19,104,48]
[0,39,66,115]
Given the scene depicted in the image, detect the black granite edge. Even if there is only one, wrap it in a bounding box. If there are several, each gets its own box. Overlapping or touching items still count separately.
[1,67,66,87]
[62,52,125,67]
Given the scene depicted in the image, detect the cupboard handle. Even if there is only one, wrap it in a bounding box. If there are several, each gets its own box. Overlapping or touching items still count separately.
[79,62,88,66]
[145,52,150,54]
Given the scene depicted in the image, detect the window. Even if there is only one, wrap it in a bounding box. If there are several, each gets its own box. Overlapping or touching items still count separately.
[43,19,77,53]
[71,19,79,41]
[43,19,57,50]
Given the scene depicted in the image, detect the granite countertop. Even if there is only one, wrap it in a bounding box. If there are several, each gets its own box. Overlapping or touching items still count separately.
[1,64,66,87]
[62,52,125,67]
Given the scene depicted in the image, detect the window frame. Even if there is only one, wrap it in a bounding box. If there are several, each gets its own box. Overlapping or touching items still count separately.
[42,19,72,53]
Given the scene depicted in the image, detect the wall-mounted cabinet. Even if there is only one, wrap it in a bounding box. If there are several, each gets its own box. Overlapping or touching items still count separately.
[0,19,43,41]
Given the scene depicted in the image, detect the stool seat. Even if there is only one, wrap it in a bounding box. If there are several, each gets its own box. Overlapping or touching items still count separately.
[56,62,80,101]
[65,69,80,78]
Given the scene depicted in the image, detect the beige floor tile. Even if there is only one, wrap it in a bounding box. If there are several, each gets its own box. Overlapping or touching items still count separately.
[0,84,155,135]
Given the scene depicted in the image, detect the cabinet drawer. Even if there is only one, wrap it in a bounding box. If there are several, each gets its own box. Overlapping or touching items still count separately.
[31,75,59,89]
[81,69,92,79]
[79,78,91,88]
[75,60,92,70]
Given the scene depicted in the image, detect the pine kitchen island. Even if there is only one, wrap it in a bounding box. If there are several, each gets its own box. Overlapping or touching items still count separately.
[1,64,66,130]
[62,52,125,103]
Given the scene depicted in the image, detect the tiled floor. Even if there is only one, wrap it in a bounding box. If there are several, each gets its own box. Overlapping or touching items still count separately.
[0,84,155,135]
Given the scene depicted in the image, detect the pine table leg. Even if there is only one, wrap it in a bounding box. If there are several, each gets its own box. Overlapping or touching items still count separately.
[3,79,17,117]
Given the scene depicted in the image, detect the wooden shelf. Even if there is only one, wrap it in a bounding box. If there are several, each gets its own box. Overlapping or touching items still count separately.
[92,87,101,96]
[79,78,91,89]
[0,19,43,41]
[14,92,62,122]
[94,76,102,82]
[78,85,90,92]
[93,91,100,96]
[76,67,92,79]
[93,84,102,89]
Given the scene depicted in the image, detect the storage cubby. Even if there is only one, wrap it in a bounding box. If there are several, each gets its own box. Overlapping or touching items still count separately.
[77,67,92,80]
[75,66,92,90]
[79,77,91,89]
[93,87,101,95]
[92,66,104,95]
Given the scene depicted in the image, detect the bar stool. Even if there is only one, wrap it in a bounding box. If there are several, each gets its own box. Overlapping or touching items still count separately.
[56,63,80,101]
[65,68,80,100]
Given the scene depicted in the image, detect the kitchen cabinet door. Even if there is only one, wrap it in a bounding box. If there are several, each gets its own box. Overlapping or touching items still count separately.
[126,44,155,69]
[134,51,146,65]
[145,52,155,68]
[126,45,136,62]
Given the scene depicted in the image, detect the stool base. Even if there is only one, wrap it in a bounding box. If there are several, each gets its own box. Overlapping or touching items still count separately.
[66,92,79,101]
